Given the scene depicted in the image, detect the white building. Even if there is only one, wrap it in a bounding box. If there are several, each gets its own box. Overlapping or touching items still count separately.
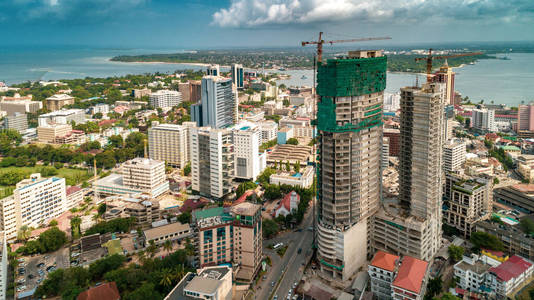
[384,92,401,112]
[190,126,234,199]
[149,90,182,109]
[165,266,232,300]
[0,232,7,300]
[453,254,495,293]
[259,121,278,143]
[369,251,399,300]
[382,137,390,170]
[231,63,244,89]
[148,124,190,168]
[90,103,110,115]
[38,109,86,126]
[443,140,466,173]
[207,64,220,76]
[1,173,67,241]
[487,255,534,298]
[273,191,300,218]
[472,108,496,132]
[233,122,266,181]
[269,166,314,188]
[191,76,237,129]
[120,158,169,198]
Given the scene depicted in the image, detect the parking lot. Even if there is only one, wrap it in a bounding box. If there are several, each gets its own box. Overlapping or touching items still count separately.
[15,247,70,296]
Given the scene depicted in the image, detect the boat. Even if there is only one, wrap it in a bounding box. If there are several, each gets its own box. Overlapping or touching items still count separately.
[278,68,286,71]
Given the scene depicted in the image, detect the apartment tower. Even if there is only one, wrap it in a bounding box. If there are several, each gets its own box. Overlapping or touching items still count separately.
[191,76,237,129]
[316,50,386,281]
[148,124,190,168]
[231,64,244,90]
[371,82,445,261]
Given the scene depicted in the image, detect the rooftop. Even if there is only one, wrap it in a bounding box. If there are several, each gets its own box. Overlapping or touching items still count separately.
[392,256,428,294]
[231,201,261,216]
[144,222,190,241]
[77,282,120,300]
[370,251,399,272]
[489,255,532,282]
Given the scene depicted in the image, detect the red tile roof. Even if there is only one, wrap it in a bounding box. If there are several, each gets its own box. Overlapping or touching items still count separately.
[232,190,254,206]
[489,255,532,282]
[370,251,399,272]
[66,186,82,196]
[77,282,120,300]
[273,191,300,216]
[392,256,428,294]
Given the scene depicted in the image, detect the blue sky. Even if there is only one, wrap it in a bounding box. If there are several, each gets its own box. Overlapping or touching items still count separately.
[1,0,533,48]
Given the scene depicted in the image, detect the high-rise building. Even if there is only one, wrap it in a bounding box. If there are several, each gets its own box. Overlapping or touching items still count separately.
[471,108,496,132]
[191,76,237,129]
[231,64,244,89]
[443,173,492,238]
[148,124,190,168]
[1,173,67,241]
[443,140,466,173]
[517,102,534,137]
[3,112,28,133]
[233,123,266,181]
[120,157,169,198]
[382,137,390,170]
[190,126,234,199]
[149,90,182,109]
[207,64,220,76]
[315,50,386,281]
[258,120,278,143]
[371,82,446,262]
[45,94,75,111]
[432,61,456,105]
[0,233,7,299]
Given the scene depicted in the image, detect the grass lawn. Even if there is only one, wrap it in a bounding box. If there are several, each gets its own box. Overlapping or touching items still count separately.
[515,281,534,300]
[0,166,91,191]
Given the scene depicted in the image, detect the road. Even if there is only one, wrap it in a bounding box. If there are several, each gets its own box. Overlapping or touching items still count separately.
[254,206,314,300]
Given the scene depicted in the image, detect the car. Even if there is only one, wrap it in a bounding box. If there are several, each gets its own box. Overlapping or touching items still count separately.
[37,262,45,268]
[273,243,284,250]
[17,278,25,284]
[263,275,267,280]
[37,278,43,284]
[271,281,275,287]
[27,274,35,279]
[293,282,297,288]
[17,258,25,263]
[46,266,56,272]
[297,248,302,254]
[273,296,278,300]
[287,296,291,300]
[292,296,298,300]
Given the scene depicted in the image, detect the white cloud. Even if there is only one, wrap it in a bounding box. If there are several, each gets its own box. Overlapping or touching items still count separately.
[212,0,534,28]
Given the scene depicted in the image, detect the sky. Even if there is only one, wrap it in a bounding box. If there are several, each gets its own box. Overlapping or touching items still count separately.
[1,0,533,49]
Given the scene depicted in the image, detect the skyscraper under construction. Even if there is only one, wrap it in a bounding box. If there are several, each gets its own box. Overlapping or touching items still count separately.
[316,50,386,281]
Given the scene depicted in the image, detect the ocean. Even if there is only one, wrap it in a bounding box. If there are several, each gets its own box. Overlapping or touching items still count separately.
[1,47,533,106]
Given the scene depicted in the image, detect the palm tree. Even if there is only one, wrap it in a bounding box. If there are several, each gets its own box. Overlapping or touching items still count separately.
[137,250,146,262]
[163,240,173,253]
[70,216,82,239]
[147,240,158,258]
[17,225,31,241]
[173,264,185,282]
[159,268,174,288]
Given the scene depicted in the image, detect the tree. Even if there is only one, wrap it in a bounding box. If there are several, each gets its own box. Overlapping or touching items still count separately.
[163,240,173,253]
[17,225,31,241]
[88,254,126,280]
[177,212,191,224]
[71,216,82,239]
[263,219,280,238]
[49,219,58,227]
[294,161,301,173]
[125,282,161,300]
[236,181,256,198]
[147,240,158,258]
[98,203,107,216]
[108,135,124,149]
[435,293,461,300]
[448,245,464,262]
[38,226,67,252]
[520,218,534,235]
[183,162,191,176]
[286,137,298,145]
[159,268,174,288]
[285,160,291,172]
[424,276,443,300]
[470,231,504,251]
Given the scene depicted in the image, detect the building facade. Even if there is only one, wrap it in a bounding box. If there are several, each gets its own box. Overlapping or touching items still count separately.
[443,141,466,173]
[472,108,496,132]
[191,76,237,129]
[148,124,190,168]
[316,50,386,281]
[233,123,266,181]
[149,90,182,109]
[3,112,28,133]
[45,94,75,111]
[190,126,234,199]
[120,157,169,198]
[38,109,86,126]
[231,63,244,89]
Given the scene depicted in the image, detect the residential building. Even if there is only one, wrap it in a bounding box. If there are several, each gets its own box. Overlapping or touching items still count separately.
[148,124,190,168]
[207,64,220,76]
[190,80,202,102]
[517,155,534,183]
[453,254,495,294]
[143,222,192,245]
[191,76,237,129]
[0,233,7,300]
[269,166,314,188]
[443,173,492,238]
[95,173,157,198]
[517,102,534,137]
[472,108,496,132]
[37,123,73,143]
[1,174,67,241]
[272,191,300,218]
[0,99,42,115]
[66,186,84,210]
[383,128,400,156]
[258,120,278,143]
[149,90,182,109]
[277,127,293,144]
[3,112,28,133]
[164,266,232,300]
[104,194,162,227]
[233,123,266,181]
[487,255,534,297]
[369,251,399,300]
[231,63,244,89]
[316,50,386,280]
[494,184,534,214]
[475,219,534,261]
[190,126,234,199]
[371,82,446,262]
[38,109,86,126]
[132,88,151,99]
[193,203,262,281]
[391,256,429,300]
[90,103,109,115]
[120,157,169,198]
[443,141,466,173]
[45,94,75,111]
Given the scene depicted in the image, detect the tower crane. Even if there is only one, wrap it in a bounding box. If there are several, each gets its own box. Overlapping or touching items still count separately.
[415,48,483,82]
[301,32,392,63]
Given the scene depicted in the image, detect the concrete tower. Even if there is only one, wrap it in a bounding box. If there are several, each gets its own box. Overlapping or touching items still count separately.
[371,82,445,262]
[316,50,386,281]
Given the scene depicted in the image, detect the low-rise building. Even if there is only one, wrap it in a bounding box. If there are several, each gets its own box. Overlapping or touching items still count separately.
[38,109,86,126]
[369,251,399,300]
[143,222,192,245]
[3,112,28,133]
[77,281,120,300]
[494,184,534,214]
[487,255,534,297]
[391,256,429,300]
[453,254,494,293]
[258,120,278,143]
[269,166,314,188]
[45,94,75,111]
[104,194,162,227]
[37,123,73,143]
[475,219,534,261]
[132,88,151,99]
[164,266,232,300]
[66,186,84,210]
[272,191,300,218]
[267,144,312,164]
[517,155,534,183]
